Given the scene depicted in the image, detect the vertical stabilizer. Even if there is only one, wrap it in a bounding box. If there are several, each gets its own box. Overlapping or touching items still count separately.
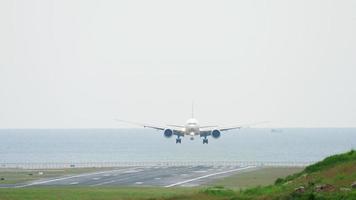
[192,101,194,118]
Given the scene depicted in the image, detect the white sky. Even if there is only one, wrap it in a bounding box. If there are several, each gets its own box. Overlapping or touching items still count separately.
[0,0,356,128]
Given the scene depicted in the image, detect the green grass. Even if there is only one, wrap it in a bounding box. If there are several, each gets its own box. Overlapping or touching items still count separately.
[0,187,196,200]
[275,150,356,187]
[304,149,356,173]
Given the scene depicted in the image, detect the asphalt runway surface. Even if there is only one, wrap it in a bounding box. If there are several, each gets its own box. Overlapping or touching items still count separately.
[2,166,257,188]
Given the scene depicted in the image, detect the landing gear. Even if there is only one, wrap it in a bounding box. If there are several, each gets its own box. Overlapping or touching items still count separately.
[176,138,182,144]
[203,138,208,144]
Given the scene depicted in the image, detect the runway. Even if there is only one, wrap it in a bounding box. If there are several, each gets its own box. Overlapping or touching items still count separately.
[5,166,257,188]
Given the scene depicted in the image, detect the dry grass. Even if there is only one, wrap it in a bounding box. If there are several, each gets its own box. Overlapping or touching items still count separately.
[206,167,303,189]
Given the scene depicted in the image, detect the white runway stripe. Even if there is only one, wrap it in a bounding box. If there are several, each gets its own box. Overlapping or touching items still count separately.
[90,177,130,186]
[164,166,256,188]
[91,180,115,186]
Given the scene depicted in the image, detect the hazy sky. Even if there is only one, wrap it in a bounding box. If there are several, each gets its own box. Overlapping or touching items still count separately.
[0,0,355,128]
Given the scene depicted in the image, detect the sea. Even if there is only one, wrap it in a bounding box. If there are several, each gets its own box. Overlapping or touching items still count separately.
[0,128,355,163]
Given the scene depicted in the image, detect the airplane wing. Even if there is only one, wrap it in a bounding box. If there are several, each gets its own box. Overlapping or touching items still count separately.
[219,126,243,132]
[115,119,165,131]
[199,125,218,129]
[200,124,241,133]
[200,121,268,136]
[115,119,185,136]
[166,124,185,128]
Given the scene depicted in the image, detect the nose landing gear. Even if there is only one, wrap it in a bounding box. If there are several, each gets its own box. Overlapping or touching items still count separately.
[176,138,182,144]
[203,138,208,144]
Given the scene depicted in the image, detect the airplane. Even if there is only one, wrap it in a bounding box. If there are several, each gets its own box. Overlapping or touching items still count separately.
[116,104,264,144]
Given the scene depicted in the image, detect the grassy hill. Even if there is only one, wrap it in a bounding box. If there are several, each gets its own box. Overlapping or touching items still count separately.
[172,150,356,200]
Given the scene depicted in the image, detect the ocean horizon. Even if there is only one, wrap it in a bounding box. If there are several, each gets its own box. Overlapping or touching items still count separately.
[0,128,355,164]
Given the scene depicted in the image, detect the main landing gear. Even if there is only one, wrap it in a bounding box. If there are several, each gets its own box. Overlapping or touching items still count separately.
[176,137,182,144]
[203,138,208,144]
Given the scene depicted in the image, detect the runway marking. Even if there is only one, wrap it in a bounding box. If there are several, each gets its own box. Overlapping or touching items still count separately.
[123,169,142,173]
[70,182,78,185]
[135,182,143,185]
[164,166,256,188]
[90,177,130,187]
[91,180,115,186]
[14,168,139,188]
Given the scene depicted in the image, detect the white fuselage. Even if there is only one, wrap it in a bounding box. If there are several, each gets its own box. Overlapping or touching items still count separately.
[184,118,200,139]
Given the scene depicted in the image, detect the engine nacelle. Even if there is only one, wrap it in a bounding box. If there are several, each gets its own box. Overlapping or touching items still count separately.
[211,129,221,139]
[164,129,173,138]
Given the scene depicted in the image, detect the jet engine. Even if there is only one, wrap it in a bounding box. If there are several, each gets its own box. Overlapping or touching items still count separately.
[211,129,221,139]
[164,129,173,138]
